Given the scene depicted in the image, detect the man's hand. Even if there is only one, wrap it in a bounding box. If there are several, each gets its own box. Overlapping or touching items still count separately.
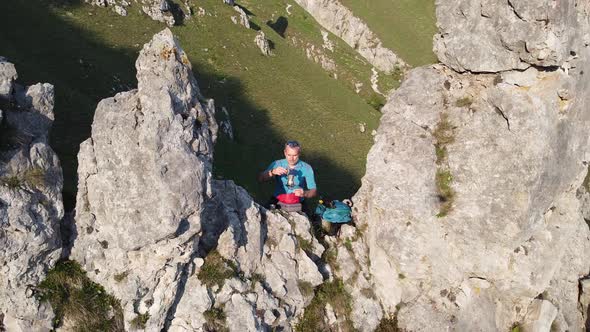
[293,188,304,197]
[271,167,288,176]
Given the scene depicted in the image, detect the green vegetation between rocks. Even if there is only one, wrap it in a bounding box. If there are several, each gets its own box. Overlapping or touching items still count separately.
[203,307,229,332]
[432,112,455,217]
[0,167,48,190]
[338,0,438,67]
[295,278,354,332]
[198,250,236,288]
[435,169,454,217]
[374,315,402,332]
[295,234,314,253]
[130,312,150,330]
[36,260,124,331]
[455,96,473,108]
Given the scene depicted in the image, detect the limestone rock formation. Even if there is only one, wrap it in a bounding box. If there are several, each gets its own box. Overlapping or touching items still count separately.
[170,180,326,331]
[232,5,250,29]
[434,0,586,73]
[350,0,590,330]
[84,0,183,26]
[0,58,63,331]
[71,29,325,331]
[255,31,272,56]
[70,29,217,330]
[293,0,406,74]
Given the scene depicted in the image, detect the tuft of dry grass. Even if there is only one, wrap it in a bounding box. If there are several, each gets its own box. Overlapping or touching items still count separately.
[130,313,150,330]
[203,307,229,332]
[197,250,235,288]
[432,113,455,147]
[454,97,473,108]
[298,280,315,298]
[23,167,47,188]
[36,260,123,331]
[432,113,456,217]
[295,278,354,332]
[375,315,403,332]
[435,169,454,217]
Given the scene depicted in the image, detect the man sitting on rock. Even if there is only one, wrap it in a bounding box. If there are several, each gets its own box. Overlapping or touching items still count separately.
[258,140,317,210]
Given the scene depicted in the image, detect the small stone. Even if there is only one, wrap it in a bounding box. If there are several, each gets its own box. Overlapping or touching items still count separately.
[254,31,272,56]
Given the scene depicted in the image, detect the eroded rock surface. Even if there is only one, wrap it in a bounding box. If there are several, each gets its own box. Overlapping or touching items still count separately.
[70,29,217,330]
[350,0,590,330]
[0,57,63,331]
[293,0,406,73]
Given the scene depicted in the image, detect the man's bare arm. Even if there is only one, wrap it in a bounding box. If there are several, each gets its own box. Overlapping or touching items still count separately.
[258,169,273,183]
[305,188,317,198]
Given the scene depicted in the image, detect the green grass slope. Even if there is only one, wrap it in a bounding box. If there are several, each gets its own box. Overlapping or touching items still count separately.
[338,0,438,66]
[0,0,428,208]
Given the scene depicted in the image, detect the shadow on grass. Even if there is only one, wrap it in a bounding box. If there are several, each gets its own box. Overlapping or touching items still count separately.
[0,0,361,212]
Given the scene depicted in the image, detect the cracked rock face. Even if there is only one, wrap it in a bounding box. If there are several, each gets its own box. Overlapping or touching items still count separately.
[351,0,590,330]
[71,29,217,330]
[0,57,63,331]
[434,0,586,72]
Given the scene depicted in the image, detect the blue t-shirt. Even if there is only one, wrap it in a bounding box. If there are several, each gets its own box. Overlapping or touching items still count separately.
[265,159,316,197]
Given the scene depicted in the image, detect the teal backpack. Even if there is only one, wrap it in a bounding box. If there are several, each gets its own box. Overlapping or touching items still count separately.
[315,200,352,224]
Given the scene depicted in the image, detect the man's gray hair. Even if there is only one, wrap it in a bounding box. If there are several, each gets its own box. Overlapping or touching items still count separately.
[285,140,301,149]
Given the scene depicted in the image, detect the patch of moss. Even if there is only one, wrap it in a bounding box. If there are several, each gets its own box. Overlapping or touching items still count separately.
[36,260,123,331]
[198,250,235,288]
